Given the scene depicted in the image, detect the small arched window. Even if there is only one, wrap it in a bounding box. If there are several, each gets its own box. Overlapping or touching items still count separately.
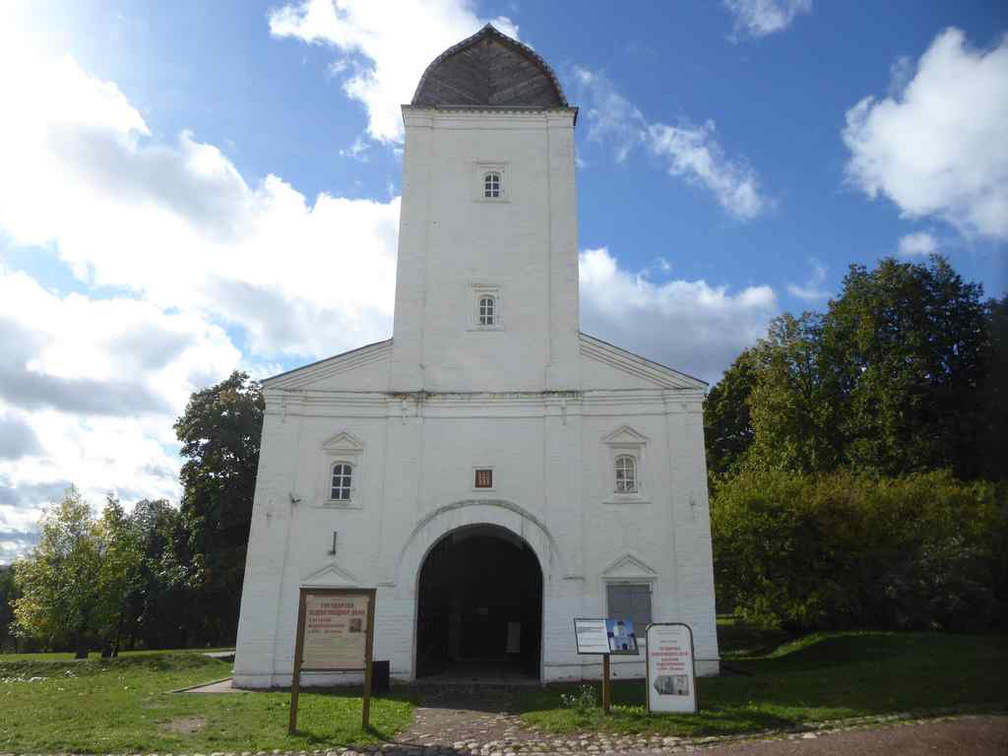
[330,462,353,500]
[478,295,496,326]
[615,454,637,493]
[483,171,501,198]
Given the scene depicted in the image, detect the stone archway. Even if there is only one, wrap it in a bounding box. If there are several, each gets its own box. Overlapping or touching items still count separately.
[392,500,561,681]
[415,524,542,679]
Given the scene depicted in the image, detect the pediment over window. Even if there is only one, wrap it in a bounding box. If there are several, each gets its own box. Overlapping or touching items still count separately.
[602,425,649,446]
[322,430,365,452]
[301,561,360,588]
[602,553,658,580]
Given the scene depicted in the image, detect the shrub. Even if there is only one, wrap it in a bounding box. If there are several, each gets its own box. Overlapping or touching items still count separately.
[711,469,1006,633]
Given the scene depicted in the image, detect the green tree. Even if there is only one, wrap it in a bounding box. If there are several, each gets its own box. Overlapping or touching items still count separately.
[0,564,19,652]
[174,371,264,644]
[124,499,195,649]
[703,349,757,480]
[13,487,102,657]
[94,496,143,656]
[820,256,990,477]
[747,312,843,474]
[13,489,144,657]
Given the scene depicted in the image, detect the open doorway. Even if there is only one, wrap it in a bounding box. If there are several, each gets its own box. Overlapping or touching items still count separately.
[415,524,542,681]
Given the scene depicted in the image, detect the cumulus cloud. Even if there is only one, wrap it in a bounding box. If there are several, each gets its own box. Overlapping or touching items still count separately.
[843,28,1008,240]
[0,36,400,360]
[268,0,518,143]
[897,232,940,257]
[573,68,770,220]
[579,248,778,383]
[0,28,400,558]
[723,0,812,40]
[786,258,830,301]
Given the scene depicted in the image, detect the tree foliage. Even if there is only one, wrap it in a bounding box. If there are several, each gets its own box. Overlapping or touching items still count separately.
[174,370,264,644]
[0,564,18,652]
[704,256,1002,479]
[11,488,142,656]
[712,469,1006,633]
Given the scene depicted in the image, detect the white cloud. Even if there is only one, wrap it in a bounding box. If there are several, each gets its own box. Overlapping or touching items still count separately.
[897,232,940,257]
[0,267,243,561]
[0,36,401,360]
[268,0,518,143]
[0,23,402,558]
[579,247,778,383]
[843,28,1008,240]
[786,257,829,301]
[574,67,770,220]
[723,0,811,40]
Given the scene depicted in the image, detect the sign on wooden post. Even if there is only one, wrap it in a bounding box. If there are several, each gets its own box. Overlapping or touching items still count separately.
[645,623,698,714]
[573,617,639,715]
[289,587,377,734]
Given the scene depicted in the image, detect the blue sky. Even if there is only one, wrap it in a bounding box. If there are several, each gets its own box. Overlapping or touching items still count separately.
[0,0,1005,560]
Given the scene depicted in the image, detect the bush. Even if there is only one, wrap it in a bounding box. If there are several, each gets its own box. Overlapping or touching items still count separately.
[711,469,1006,633]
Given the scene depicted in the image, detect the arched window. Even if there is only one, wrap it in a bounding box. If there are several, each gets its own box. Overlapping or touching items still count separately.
[478,294,496,326]
[483,171,501,198]
[615,454,637,493]
[330,462,353,500]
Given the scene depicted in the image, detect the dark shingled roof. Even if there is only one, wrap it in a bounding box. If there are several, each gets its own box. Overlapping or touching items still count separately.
[411,24,569,109]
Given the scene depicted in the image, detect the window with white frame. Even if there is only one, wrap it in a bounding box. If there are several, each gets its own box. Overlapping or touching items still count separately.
[607,582,652,631]
[330,462,353,501]
[483,171,501,198]
[478,295,496,326]
[614,454,637,493]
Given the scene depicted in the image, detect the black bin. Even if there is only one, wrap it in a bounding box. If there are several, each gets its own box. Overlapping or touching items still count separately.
[370,660,390,695]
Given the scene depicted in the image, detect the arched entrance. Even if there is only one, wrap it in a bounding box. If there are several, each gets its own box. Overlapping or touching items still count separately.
[415,524,543,680]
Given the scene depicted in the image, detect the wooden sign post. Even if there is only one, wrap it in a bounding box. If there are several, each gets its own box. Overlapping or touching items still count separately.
[573,617,638,716]
[289,587,377,734]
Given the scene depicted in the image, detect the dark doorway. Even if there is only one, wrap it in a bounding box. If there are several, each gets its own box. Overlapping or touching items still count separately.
[415,524,542,680]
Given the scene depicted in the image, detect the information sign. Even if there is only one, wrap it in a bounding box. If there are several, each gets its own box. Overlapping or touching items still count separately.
[573,618,610,654]
[645,623,698,714]
[302,592,369,670]
[605,618,639,655]
[289,587,376,734]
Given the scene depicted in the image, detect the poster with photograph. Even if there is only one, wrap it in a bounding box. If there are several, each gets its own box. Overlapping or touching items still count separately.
[301,591,370,670]
[645,623,698,713]
[605,618,639,655]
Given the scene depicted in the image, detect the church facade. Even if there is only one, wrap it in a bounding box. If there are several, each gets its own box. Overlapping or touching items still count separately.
[233,26,719,687]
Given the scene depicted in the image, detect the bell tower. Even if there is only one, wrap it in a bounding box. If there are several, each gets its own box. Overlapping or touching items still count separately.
[388,25,581,393]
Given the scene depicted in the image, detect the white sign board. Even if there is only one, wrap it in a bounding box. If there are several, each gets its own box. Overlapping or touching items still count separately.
[573,618,610,654]
[301,592,370,670]
[645,623,698,714]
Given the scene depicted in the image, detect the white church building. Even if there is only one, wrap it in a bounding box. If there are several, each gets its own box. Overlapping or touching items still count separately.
[233,25,719,687]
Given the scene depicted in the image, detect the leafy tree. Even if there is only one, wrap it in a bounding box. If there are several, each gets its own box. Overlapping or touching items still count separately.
[0,564,19,652]
[174,371,264,645]
[124,499,195,649]
[94,496,143,656]
[703,350,757,479]
[820,256,990,477]
[747,313,844,474]
[712,469,1005,632]
[13,487,103,657]
[13,489,143,656]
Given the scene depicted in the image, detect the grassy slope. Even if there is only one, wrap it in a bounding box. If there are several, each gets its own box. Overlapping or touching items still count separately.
[519,631,1008,737]
[0,654,412,752]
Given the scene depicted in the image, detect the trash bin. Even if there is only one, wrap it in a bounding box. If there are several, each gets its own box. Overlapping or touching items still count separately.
[371,660,390,695]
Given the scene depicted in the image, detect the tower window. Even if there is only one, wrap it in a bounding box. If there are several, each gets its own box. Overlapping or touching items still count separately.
[478,295,496,326]
[615,454,637,493]
[330,462,353,500]
[483,171,501,198]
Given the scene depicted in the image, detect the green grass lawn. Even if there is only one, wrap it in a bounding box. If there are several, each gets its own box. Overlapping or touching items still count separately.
[2,629,1005,751]
[0,647,235,663]
[519,630,1008,737]
[0,654,412,752]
